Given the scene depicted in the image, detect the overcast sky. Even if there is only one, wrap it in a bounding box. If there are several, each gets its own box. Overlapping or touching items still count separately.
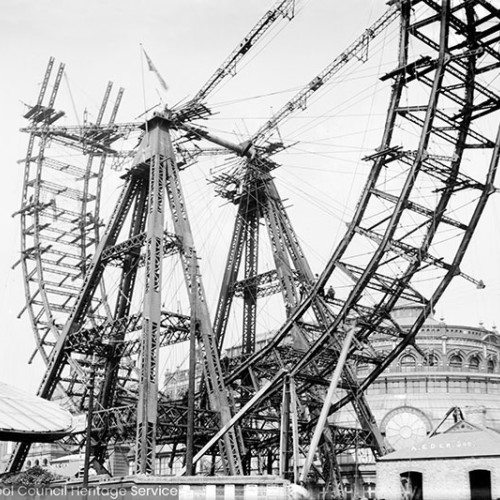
[1,0,499,393]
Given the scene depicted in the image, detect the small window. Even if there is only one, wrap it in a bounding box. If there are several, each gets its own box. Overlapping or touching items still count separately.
[424,353,438,366]
[363,482,376,499]
[343,482,352,500]
[401,354,416,369]
[487,359,495,373]
[400,471,423,500]
[470,469,491,500]
[43,458,48,466]
[449,355,463,368]
[469,356,480,370]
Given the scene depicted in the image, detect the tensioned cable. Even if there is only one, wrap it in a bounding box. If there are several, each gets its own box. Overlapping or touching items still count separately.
[63,72,82,130]
[201,0,311,104]
[274,28,399,142]
[207,61,397,112]
[282,73,392,143]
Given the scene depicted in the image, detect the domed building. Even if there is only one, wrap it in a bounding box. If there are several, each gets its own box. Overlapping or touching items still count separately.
[336,302,500,499]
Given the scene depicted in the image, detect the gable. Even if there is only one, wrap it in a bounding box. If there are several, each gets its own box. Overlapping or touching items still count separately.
[379,421,500,461]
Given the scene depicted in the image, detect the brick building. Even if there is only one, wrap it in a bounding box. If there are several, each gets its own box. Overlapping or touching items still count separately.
[376,418,500,500]
[335,303,500,498]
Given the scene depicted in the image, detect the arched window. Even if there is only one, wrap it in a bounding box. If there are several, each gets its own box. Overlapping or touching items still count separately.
[469,356,480,370]
[487,359,495,373]
[401,354,416,369]
[43,458,48,466]
[35,459,39,466]
[424,352,438,366]
[449,354,463,369]
[26,460,31,468]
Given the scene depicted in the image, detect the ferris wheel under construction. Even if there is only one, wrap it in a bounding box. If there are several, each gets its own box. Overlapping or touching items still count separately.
[7,0,500,496]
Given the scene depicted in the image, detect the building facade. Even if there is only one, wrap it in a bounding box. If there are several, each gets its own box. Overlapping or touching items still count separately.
[376,419,500,500]
[2,304,499,497]
[336,303,500,498]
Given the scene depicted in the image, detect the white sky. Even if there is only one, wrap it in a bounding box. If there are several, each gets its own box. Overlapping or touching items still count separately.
[1,0,499,392]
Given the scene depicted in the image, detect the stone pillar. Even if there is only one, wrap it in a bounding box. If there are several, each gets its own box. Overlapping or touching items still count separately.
[441,335,447,355]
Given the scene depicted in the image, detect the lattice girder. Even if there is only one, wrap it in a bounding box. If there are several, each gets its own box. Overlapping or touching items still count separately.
[202,0,500,478]
[9,0,500,487]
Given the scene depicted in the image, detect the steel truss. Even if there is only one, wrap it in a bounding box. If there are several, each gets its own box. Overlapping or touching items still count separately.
[8,0,500,496]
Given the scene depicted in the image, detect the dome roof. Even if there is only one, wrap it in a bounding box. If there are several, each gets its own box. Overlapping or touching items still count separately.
[391,300,439,327]
[0,381,73,441]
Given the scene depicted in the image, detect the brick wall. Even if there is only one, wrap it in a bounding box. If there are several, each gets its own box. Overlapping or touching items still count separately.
[376,457,500,500]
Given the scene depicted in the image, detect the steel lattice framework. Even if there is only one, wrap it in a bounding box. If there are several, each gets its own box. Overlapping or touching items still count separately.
[8,0,500,496]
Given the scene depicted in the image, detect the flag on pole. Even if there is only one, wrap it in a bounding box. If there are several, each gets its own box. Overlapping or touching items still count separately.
[143,48,169,92]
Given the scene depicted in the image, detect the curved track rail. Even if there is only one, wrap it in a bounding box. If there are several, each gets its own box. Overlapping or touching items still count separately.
[9,0,500,492]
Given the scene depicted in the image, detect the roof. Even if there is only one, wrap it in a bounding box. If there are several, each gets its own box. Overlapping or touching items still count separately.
[0,381,73,441]
[50,453,85,464]
[379,419,500,461]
